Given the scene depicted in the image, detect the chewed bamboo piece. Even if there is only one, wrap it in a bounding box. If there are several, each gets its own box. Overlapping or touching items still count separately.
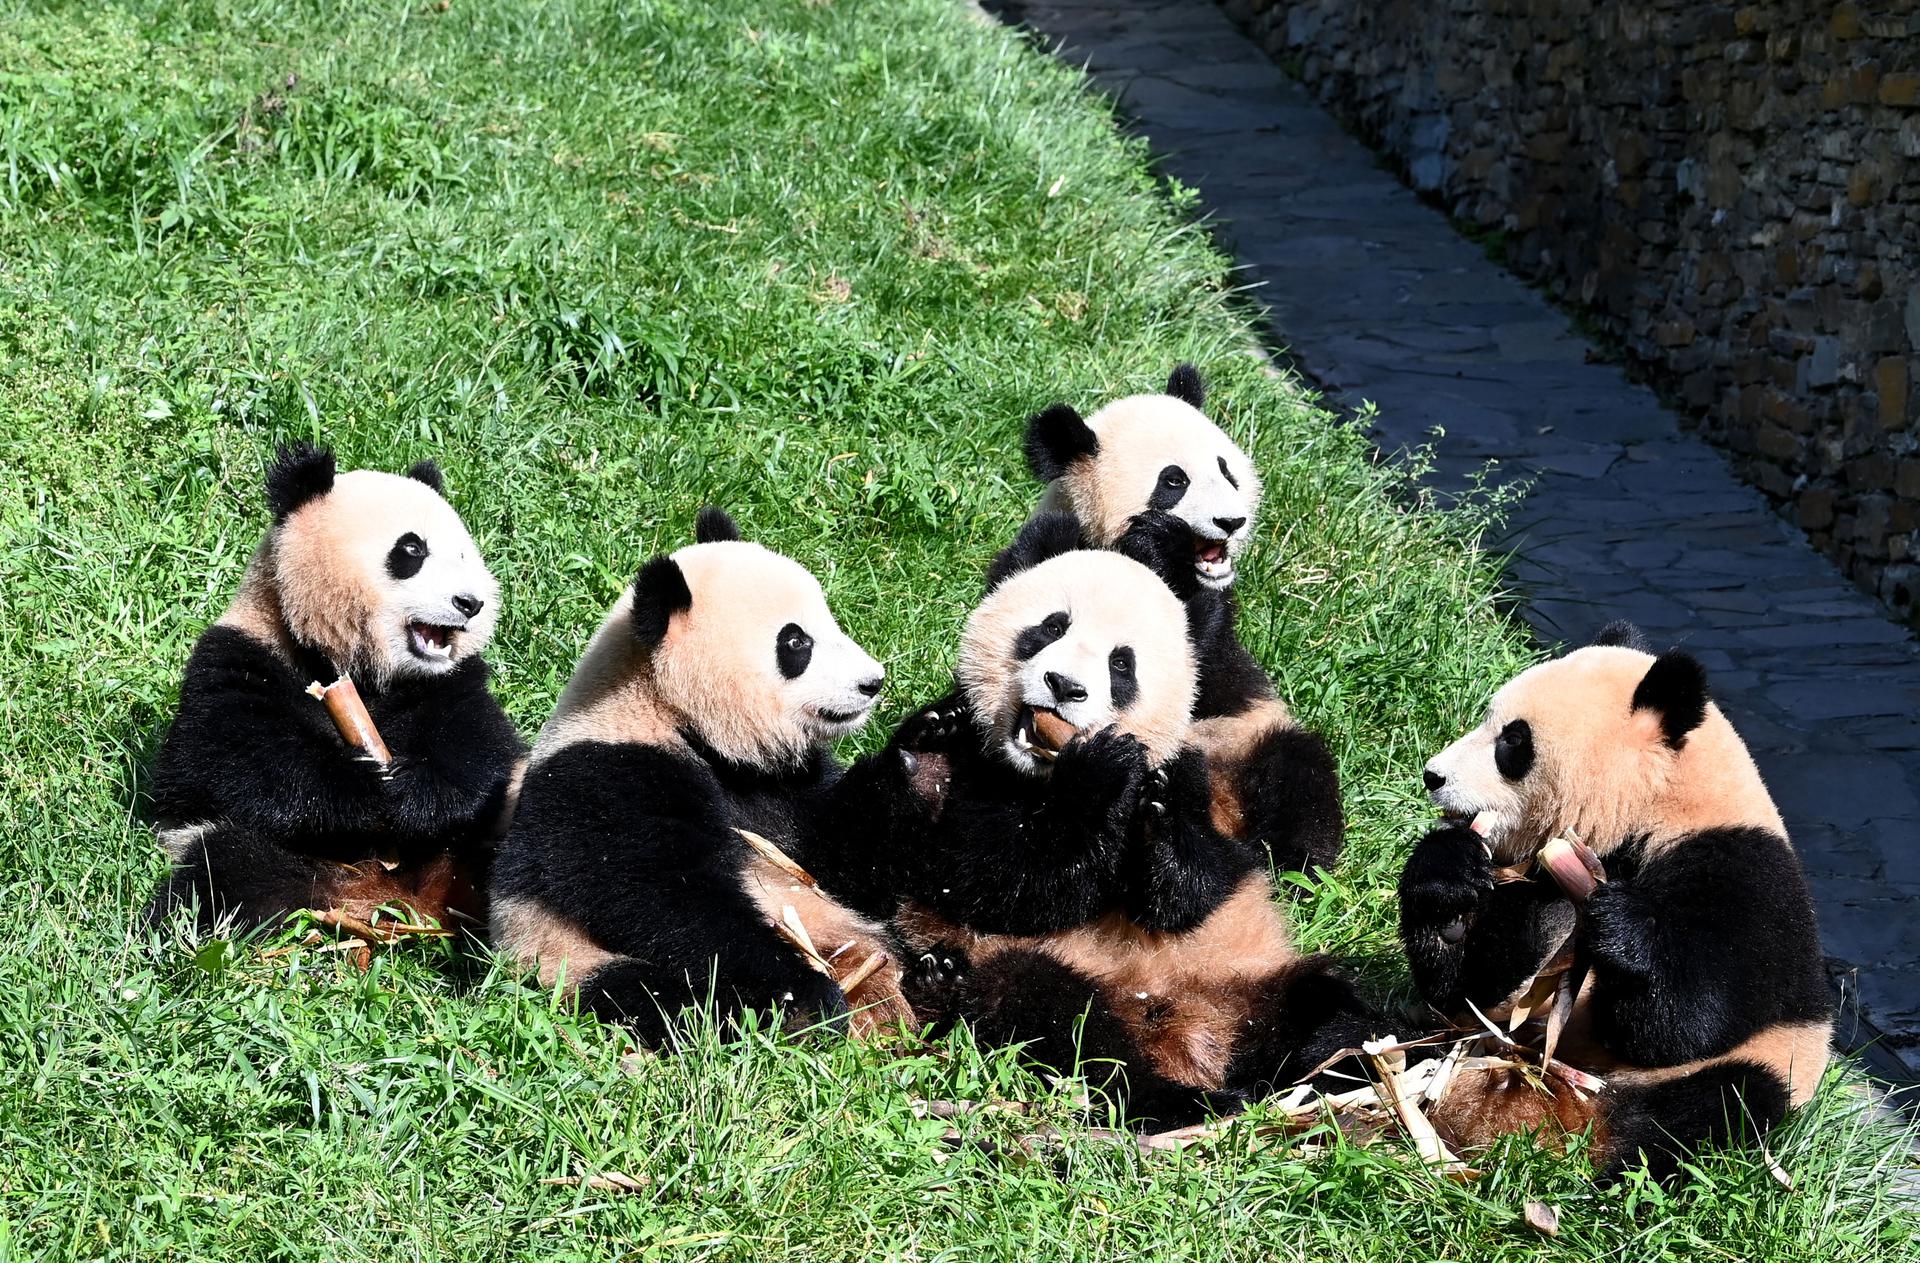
[1537,835,1606,902]
[306,676,391,768]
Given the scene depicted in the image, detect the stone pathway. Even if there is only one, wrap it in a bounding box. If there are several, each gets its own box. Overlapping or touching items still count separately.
[991,0,1920,1084]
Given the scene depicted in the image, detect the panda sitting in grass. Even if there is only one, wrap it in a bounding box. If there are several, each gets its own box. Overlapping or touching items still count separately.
[1024,364,1344,881]
[144,442,525,935]
[490,509,915,1045]
[859,515,1379,1128]
[1401,622,1833,1181]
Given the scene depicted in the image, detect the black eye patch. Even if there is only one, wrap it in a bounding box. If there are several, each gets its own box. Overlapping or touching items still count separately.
[1147,464,1190,511]
[1218,455,1239,490]
[1108,646,1137,708]
[1014,611,1070,660]
[1494,719,1534,781]
[386,532,429,580]
[776,622,813,679]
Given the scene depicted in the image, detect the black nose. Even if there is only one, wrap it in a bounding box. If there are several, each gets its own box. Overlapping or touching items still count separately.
[452,593,483,619]
[856,675,883,697]
[1044,671,1087,705]
[1213,516,1246,535]
[1422,768,1446,792]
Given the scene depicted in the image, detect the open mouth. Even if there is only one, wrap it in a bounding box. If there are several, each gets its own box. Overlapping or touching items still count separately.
[1012,705,1081,762]
[407,622,461,662]
[813,705,864,726]
[1192,533,1234,584]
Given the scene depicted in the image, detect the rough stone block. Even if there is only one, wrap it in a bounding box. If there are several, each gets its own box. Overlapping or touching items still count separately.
[1880,72,1920,107]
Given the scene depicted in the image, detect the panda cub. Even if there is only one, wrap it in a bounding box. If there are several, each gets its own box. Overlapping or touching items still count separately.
[1400,622,1832,1181]
[873,515,1378,1127]
[490,509,911,1044]
[1025,364,1343,879]
[145,442,525,934]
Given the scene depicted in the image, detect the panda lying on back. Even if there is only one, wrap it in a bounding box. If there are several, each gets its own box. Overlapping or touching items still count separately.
[491,510,912,1044]
[1025,364,1344,880]
[848,516,1378,1127]
[145,443,525,933]
[1400,623,1832,1181]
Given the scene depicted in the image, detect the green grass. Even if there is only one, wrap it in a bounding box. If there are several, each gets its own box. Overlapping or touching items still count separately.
[0,0,1912,1258]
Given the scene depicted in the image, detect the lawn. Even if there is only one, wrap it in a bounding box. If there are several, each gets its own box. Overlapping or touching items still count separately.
[0,0,1912,1259]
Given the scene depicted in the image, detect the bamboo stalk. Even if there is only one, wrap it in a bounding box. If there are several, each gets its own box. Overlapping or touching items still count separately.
[306,676,391,768]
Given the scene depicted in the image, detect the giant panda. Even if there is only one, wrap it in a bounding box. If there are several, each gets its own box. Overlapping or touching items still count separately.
[144,442,525,934]
[1399,622,1833,1181]
[1024,364,1343,880]
[489,509,913,1045]
[856,515,1379,1127]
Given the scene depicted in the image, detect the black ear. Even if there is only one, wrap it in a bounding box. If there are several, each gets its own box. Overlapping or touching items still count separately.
[1024,403,1099,483]
[1166,362,1205,410]
[266,441,336,522]
[1592,620,1651,653]
[405,459,445,495]
[1631,651,1708,747]
[631,556,693,644]
[694,506,741,544]
[984,512,1086,593]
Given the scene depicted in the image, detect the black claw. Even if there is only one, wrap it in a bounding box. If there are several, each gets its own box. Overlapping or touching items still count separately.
[899,749,919,774]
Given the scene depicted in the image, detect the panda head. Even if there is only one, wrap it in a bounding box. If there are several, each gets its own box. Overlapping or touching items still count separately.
[629,508,885,768]
[960,516,1195,776]
[1421,621,1779,861]
[1025,363,1261,591]
[266,442,498,683]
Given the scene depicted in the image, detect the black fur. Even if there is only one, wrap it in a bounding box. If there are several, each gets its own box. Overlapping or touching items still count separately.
[1592,619,1651,652]
[1024,403,1099,482]
[1108,646,1138,710]
[1579,827,1829,1065]
[985,512,1086,592]
[1223,961,1378,1095]
[1493,719,1534,780]
[630,556,693,643]
[493,739,871,1042]
[265,442,336,522]
[406,459,444,494]
[145,626,524,932]
[1013,612,1070,661]
[775,623,813,680]
[1125,751,1257,932]
[1397,823,1576,1014]
[939,947,1245,1129]
[695,506,741,544]
[1113,511,1346,878]
[1631,651,1709,748]
[1600,1060,1792,1184]
[387,532,428,581]
[1165,362,1206,410]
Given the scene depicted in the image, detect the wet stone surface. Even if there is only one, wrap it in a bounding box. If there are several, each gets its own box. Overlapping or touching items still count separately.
[991,0,1920,1080]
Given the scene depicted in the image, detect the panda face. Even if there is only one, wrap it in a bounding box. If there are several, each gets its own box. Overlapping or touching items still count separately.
[959,551,1194,775]
[649,541,885,768]
[1421,642,1769,862]
[273,469,498,682]
[1047,395,1262,591]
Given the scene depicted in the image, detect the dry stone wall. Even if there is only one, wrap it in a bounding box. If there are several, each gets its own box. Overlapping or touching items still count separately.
[1222,0,1920,620]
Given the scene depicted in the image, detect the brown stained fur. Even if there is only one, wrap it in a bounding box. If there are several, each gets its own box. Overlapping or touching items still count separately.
[1426,1063,1600,1154]
[896,872,1297,1088]
[959,551,1195,767]
[322,850,488,929]
[738,856,915,1031]
[491,895,617,989]
[1053,394,1262,547]
[1190,699,1296,838]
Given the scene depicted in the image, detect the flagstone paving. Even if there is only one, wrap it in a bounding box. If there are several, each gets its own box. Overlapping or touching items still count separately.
[992,0,1920,1083]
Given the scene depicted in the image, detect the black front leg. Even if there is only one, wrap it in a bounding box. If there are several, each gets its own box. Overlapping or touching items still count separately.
[1125,751,1257,932]
[1398,824,1573,1016]
[1232,725,1345,878]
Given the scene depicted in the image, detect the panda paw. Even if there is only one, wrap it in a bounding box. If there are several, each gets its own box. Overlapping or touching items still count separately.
[901,942,970,1027]
[1053,726,1149,818]
[1115,510,1203,599]
[892,696,967,755]
[1398,823,1494,928]
[1582,883,1658,977]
